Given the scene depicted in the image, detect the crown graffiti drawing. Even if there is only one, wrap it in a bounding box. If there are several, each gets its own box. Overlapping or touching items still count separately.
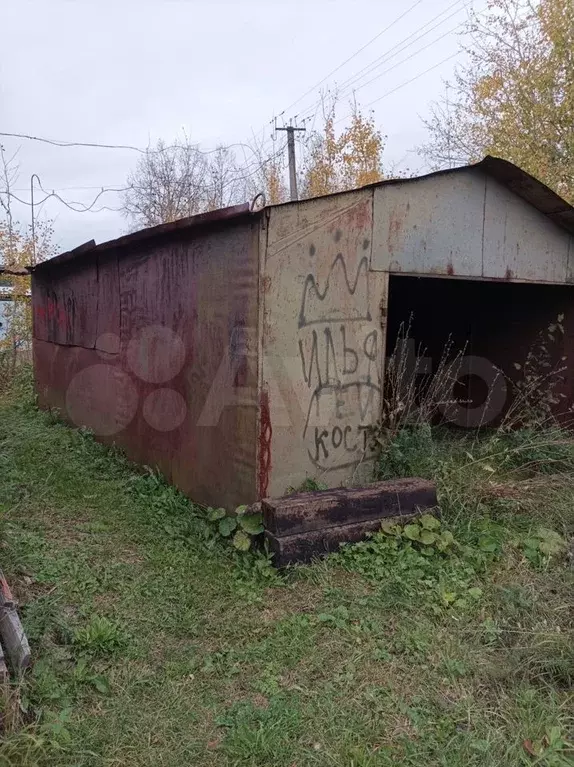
[298,253,371,328]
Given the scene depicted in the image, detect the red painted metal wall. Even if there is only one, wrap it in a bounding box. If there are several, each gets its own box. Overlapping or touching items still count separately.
[33,218,260,510]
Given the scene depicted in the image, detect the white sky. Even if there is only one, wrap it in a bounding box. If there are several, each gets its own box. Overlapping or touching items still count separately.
[1,0,479,253]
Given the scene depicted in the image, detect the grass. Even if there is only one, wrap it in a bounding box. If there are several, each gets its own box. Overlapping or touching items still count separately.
[0,371,573,765]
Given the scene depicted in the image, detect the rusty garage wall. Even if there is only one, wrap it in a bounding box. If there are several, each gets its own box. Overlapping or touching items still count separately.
[260,190,387,497]
[32,157,574,507]
[33,212,261,510]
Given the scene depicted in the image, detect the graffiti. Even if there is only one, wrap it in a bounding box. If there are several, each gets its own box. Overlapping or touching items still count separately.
[35,298,67,329]
[298,253,371,328]
[299,326,378,388]
[303,382,379,469]
[298,239,380,471]
[259,390,272,497]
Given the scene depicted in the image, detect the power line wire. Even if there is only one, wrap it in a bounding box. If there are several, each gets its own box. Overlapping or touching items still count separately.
[333,0,468,96]
[283,0,426,117]
[0,132,275,163]
[2,141,288,214]
[337,19,467,103]
[330,0,470,103]
[12,184,127,192]
[335,50,460,124]
[294,0,470,125]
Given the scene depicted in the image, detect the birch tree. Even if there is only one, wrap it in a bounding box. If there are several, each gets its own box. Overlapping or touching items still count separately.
[420,0,574,201]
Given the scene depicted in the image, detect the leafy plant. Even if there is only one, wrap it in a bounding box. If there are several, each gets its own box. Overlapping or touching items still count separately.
[72,657,111,695]
[335,513,491,614]
[377,424,437,480]
[504,316,568,430]
[517,527,566,568]
[205,503,264,551]
[491,427,574,475]
[380,514,456,554]
[72,615,129,656]
[522,725,574,763]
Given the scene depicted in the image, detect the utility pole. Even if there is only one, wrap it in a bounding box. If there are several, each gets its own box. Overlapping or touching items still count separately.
[275,123,306,201]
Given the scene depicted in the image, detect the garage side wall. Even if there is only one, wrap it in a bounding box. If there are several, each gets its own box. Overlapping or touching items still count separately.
[260,191,386,497]
[33,220,260,509]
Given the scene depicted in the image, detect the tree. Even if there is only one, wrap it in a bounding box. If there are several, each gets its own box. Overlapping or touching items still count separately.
[121,101,386,228]
[122,136,213,228]
[205,145,246,211]
[0,146,55,383]
[244,135,289,205]
[420,0,574,202]
[301,98,385,198]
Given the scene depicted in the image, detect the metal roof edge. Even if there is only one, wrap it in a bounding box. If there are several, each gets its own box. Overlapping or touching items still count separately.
[266,156,574,238]
[33,201,256,272]
[32,158,574,274]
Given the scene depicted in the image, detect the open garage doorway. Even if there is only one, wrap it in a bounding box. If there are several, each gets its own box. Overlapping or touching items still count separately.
[385,275,574,429]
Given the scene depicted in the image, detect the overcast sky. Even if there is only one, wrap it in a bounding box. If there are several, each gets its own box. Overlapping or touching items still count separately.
[1,0,479,253]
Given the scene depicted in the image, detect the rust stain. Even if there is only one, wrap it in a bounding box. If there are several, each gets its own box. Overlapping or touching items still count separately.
[447,262,454,276]
[345,198,372,230]
[387,206,405,257]
[258,390,272,499]
[505,267,513,280]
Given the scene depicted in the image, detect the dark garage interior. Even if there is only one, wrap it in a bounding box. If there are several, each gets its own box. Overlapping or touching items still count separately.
[385,275,574,427]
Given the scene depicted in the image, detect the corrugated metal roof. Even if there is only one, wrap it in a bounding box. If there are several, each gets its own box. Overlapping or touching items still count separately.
[33,201,254,272]
[33,157,574,274]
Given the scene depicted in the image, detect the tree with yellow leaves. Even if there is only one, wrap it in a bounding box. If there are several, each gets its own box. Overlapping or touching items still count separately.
[0,148,54,384]
[421,0,574,202]
[302,99,385,198]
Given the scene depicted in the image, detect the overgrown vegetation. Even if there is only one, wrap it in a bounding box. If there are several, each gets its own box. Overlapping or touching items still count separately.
[0,368,573,765]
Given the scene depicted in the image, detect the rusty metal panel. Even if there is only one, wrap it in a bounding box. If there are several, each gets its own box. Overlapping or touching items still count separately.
[117,223,259,509]
[371,170,485,277]
[261,190,386,497]
[33,220,260,510]
[32,257,99,347]
[482,175,570,282]
[33,204,252,272]
[96,252,120,353]
[34,338,139,435]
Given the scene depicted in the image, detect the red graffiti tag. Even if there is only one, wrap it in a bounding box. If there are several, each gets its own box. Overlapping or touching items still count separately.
[35,299,67,329]
[258,390,272,499]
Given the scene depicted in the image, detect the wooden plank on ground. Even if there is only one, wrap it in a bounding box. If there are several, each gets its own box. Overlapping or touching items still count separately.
[262,478,437,536]
[265,514,416,567]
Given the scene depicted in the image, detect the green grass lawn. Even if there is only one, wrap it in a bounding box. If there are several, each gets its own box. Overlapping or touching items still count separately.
[0,376,573,766]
